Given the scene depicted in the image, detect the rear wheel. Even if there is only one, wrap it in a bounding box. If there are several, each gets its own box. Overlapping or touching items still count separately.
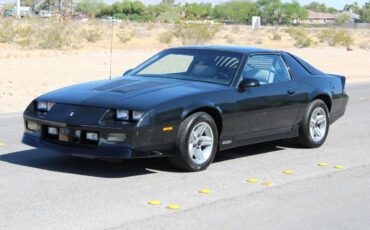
[297,99,329,148]
[170,112,218,172]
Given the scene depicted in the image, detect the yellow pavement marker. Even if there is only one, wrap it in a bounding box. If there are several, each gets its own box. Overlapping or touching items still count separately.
[318,162,328,167]
[246,178,259,183]
[147,200,162,206]
[334,165,345,169]
[360,97,366,101]
[199,189,212,194]
[282,170,295,174]
[262,181,272,186]
[0,143,5,147]
[166,204,180,210]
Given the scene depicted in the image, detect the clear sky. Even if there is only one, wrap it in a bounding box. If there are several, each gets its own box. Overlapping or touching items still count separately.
[140,0,368,10]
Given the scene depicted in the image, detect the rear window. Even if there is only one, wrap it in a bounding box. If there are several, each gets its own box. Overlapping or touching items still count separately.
[290,54,324,75]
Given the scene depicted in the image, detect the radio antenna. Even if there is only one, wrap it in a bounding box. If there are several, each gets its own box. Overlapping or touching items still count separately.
[109,18,114,80]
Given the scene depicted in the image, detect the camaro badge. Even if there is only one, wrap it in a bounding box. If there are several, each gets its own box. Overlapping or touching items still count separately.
[69,112,74,117]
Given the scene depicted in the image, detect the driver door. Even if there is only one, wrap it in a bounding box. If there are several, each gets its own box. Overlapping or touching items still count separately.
[234,54,300,141]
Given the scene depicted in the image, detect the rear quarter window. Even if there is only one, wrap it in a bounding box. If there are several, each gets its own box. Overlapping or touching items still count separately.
[290,54,324,75]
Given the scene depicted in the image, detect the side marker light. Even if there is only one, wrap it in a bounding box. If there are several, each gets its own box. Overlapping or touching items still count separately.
[163,127,173,132]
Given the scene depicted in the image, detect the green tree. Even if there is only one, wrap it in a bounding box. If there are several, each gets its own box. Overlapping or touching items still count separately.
[281,0,308,24]
[21,0,38,7]
[213,0,259,23]
[77,0,106,17]
[256,0,282,24]
[344,2,361,14]
[184,3,212,20]
[360,1,370,22]
[336,13,351,24]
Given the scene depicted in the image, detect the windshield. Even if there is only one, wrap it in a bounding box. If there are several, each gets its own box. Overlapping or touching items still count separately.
[128,49,243,85]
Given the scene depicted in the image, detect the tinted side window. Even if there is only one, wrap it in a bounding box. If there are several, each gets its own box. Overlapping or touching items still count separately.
[242,55,291,84]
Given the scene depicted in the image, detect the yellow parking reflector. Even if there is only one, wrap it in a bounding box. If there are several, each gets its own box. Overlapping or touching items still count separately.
[334,165,345,169]
[282,170,295,174]
[163,126,173,132]
[318,162,328,167]
[262,181,272,186]
[148,200,162,205]
[0,143,5,147]
[246,178,259,183]
[166,204,180,210]
[199,189,212,194]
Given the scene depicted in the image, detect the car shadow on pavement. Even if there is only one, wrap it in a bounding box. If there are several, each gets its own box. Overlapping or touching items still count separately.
[0,139,302,178]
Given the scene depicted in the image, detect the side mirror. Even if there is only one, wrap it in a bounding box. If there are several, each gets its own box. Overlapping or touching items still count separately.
[123,69,133,76]
[239,78,260,91]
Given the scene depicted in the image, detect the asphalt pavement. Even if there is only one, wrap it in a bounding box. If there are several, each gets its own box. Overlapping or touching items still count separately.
[0,83,369,230]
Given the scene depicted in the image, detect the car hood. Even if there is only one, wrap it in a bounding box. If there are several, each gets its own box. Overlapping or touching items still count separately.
[37,76,226,110]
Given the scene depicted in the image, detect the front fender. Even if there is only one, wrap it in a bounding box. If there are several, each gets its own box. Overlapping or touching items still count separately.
[181,100,223,120]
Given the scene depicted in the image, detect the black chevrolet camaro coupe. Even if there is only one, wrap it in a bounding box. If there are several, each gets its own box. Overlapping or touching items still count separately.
[22,46,348,171]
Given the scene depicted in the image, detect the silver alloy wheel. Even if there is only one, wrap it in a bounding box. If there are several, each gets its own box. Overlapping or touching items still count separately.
[188,122,214,164]
[309,107,327,143]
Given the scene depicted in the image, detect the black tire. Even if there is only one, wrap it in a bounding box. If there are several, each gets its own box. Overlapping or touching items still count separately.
[170,112,218,172]
[297,99,330,148]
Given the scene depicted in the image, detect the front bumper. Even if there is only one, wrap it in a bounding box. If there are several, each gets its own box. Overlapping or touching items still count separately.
[22,133,138,159]
[22,115,174,159]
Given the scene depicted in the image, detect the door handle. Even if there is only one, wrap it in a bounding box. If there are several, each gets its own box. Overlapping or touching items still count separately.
[287,89,296,95]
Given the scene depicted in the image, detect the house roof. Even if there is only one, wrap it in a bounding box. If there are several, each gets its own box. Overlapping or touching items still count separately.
[307,10,336,19]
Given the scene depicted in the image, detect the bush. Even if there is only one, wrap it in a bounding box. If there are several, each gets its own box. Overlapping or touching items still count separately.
[81,27,104,43]
[15,25,35,48]
[317,29,353,47]
[271,32,282,41]
[116,29,133,43]
[285,27,312,48]
[158,31,173,44]
[36,20,81,49]
[0,19,16,43]
[173,22,219,45]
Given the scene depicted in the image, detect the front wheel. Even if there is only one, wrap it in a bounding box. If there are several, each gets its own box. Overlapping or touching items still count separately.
[297,99,329,148]
[170,112,218,172]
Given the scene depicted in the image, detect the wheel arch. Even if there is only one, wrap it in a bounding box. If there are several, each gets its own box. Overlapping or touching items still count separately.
[312,94,332,112]
[182,105,223,136]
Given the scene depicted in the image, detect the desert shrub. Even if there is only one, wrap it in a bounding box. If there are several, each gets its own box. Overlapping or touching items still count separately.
[0,19,16,43]
[116,29,133,43]
[285,27,312,48]
[271,32,282,41]
[316,29,332,43]
[15,25,35,48]
[36,20,81,49]
[81,27,104,43]
[317,29,353,47]
[158,31,173,44]
[173,22,219,45]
